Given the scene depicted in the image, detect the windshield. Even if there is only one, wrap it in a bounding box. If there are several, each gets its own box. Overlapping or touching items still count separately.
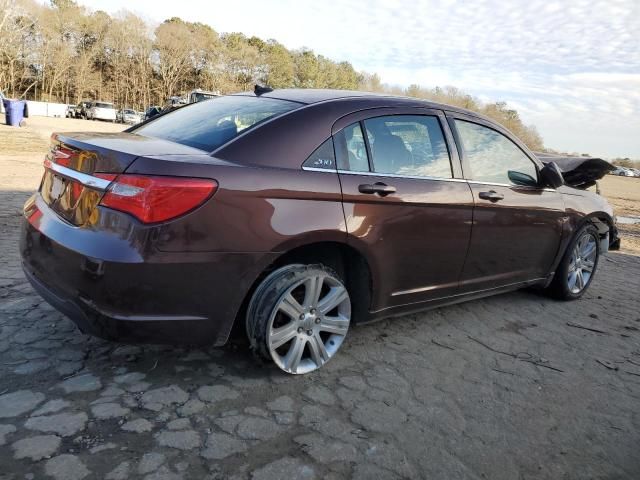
[95,103,113,109]
[133,95,300,152]
[123,109,135,114]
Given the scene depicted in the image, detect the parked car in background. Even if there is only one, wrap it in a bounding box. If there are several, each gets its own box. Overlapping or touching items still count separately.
[187,89,219,104]
[117,108,142,125]
[144,106,162,120]
[66,104,77,118]
[163,96,188,112]
[614,167,635,177]
[20,89,619,375]
[74,101,92,119]
[87,101,116,122]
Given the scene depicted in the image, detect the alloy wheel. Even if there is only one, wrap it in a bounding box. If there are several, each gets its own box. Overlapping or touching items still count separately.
[567,232,597,294]
[267,273,351,374]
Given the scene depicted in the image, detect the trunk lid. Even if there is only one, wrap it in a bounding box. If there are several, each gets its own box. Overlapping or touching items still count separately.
[40,132,207,226]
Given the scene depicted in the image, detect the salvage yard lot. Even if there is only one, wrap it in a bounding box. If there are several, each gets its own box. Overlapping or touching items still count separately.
[0,117,639,479]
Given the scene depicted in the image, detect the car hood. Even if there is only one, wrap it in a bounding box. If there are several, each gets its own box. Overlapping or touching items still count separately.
[535,153,615,189]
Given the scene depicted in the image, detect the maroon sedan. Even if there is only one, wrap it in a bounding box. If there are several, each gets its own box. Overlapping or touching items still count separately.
[20,89,618,374]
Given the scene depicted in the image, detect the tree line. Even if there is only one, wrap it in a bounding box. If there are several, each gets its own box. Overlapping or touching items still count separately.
[1,0,543,150]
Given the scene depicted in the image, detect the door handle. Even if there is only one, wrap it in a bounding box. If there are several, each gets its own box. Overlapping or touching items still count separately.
[478,190,504,201]
[358,182,396,196]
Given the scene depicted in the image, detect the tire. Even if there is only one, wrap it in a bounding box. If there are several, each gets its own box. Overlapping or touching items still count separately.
[246,264,351,374]
[547,224,600,300]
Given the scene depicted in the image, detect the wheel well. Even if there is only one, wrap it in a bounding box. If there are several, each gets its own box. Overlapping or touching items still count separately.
[231,242,373,338]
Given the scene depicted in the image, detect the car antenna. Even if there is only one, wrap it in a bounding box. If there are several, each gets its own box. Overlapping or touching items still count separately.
[254,85,273,96]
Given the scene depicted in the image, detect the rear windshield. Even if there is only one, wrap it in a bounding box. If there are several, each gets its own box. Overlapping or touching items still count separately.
[133,96,300,152]
[95,103,114,109]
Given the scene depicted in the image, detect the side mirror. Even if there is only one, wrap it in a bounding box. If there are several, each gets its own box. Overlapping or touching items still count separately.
[540,162,564,188]
[508,170,538,187]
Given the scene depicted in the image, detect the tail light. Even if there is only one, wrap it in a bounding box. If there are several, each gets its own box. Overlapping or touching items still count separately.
[97,174,218,224]
[50,145,74,167]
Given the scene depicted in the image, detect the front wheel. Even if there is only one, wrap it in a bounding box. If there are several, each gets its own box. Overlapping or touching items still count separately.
[547,224,600,300]
[246,264,351,374]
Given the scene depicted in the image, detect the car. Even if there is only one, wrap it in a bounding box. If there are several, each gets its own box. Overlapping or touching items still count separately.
[187,89,220,104]
[73,101,92,119]
[66,104,76,118]
[87,101,116,122]
[144,105,162,120]
[20,88,619,375]
[163,96,188,112]
[0,90,6,114]
[612,167,634,177]
[117,108,142,125]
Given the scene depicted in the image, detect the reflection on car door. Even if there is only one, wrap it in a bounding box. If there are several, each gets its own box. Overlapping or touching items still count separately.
[449,114,565,292]
[331,109,474,312]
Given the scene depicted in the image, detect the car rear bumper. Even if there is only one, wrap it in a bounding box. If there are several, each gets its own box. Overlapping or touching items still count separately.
[22,264,215,344]
[20,194,277,345]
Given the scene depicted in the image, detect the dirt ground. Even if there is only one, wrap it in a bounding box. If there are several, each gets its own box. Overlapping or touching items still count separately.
[0,115,125,152]
[0,118,639,479]
[595,176,640,254]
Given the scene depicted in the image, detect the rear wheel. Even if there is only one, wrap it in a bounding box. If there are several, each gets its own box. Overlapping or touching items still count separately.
[547,224,600,300]
[246,264,351,374]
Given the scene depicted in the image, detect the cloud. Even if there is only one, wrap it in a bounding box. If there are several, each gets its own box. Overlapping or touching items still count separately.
[75,0,640,157]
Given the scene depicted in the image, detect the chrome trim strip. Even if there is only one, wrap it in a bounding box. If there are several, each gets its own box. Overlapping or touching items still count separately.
[47,161,112,191]
[468,180,556,192]
[467,180,512,187]
[336,169,468,183]
[301,166,335,173]
[304,168,557,190]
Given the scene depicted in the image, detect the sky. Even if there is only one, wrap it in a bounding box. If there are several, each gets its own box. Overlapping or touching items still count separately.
[76,0,640,159]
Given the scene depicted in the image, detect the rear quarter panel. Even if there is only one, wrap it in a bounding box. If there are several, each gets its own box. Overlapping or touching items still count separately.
[126,156,347,254]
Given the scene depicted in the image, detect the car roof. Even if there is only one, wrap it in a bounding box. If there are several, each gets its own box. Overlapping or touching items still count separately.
[233,88,488,119]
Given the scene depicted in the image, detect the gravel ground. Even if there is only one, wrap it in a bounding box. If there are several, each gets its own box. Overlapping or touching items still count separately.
[1,121,639,479]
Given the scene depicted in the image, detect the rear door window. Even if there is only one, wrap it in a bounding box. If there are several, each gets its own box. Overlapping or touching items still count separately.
[364,115,452,178]
[335,122,370,172]
[134,96,300,152]
[335,115,452,179]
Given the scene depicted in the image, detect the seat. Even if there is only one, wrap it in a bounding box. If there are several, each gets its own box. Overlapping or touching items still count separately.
[368,122,412,173]
[213,120,238,146]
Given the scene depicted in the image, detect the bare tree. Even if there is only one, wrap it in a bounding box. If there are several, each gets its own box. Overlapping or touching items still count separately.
[0,0,545,150]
